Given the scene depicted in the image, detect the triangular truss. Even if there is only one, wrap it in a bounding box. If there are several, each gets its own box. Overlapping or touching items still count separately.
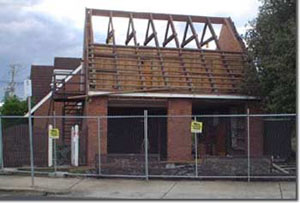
[106,12,115,45]
[163,15,180,48]
[125,13,137,46]
[144,14,159,47]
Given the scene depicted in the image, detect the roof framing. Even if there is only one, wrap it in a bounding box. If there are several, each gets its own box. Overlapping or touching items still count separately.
[89,9,226,24]
[83,9,249,95]
[84,8,245,52]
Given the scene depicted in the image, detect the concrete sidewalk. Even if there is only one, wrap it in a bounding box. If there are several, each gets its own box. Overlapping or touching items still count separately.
[0,175,296,200]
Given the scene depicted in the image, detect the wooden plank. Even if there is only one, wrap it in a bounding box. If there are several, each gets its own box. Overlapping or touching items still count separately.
[89,9,226,24]
[87,41,246,94]
[206,17,220,50]
[90,54,246,65]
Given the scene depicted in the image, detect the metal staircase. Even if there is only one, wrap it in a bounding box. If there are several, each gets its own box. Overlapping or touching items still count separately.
[50,65,86,165]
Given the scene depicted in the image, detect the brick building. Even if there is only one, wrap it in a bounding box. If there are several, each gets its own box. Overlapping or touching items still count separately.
[28,9,263,167]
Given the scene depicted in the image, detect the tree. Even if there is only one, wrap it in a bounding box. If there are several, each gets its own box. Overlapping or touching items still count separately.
[0,96,28,116]
[244,0,296,113]
[0,96,28,128]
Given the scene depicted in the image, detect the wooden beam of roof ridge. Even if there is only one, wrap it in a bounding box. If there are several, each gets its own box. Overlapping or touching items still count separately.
[88,8,226,24]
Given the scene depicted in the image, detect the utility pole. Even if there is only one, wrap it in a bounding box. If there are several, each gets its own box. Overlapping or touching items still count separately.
[5,64,19,98]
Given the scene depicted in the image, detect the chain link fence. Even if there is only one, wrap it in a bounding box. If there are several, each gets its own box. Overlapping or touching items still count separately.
[0,113,296,186]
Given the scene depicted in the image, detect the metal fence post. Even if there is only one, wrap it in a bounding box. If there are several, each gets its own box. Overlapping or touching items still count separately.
[194,116,198,178]
[144,110,149,181]
[98,117,101,175]
[53,111,57,173]
[247,108,250,182]
[28,96,35,187]
[0,117,3,170]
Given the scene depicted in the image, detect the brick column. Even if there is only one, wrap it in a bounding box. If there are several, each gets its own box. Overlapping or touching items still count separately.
[167,99,193,162]
[86,96,108,166]
[246,103,264,157]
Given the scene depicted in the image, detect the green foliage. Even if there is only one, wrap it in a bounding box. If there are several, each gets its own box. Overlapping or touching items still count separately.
[0,96,29,128]
[0,96,28,116]
[243,0,296,113]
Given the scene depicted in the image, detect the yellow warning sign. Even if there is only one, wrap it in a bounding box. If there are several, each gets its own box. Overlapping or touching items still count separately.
[49,128,59,139]
[191,121,203,133]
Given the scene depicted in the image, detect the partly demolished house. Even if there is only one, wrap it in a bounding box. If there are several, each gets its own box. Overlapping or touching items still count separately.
[27,9,265,167]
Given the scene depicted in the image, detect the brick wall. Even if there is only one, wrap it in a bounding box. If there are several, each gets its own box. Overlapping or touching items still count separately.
[246,103,264,157]
[167,99,193,162]
[86,96,108,166]
[218,20,243,52]
[33,100,63,136]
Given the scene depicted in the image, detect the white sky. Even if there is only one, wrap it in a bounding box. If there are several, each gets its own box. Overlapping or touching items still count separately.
[26,0,261,42]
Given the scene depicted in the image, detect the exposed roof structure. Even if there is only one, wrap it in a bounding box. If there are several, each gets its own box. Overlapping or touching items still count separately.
[83,9,249,96]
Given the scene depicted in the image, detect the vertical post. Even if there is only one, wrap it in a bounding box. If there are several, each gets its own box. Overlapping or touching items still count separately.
[0,117,3,169]
[71,126,74,165]
[194,116,198,177]
[53,111,57,173]
[28,96,35,187]
[74,125,79,167]
[48,125,53,167]
[247,108,250,182]
[71,126,79,167]
[97,117,101,175]
[144,110,149,180]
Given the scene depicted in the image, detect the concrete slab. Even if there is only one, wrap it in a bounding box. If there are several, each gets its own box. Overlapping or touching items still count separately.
[0,175,82,194]
[164,181,284,199]
[0,175,33,189]
[33,176,83,193]
[280,181,297,199]
[70,178,176,199]
[0,175,296,200]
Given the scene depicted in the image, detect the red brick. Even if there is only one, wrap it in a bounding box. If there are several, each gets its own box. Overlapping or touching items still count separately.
[218,20,243,52]
[246,103,264,157]
[167,99,193,162]
[86,96,108,165]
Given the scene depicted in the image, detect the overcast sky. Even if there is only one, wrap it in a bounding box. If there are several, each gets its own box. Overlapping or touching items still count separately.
[0,0,261,100]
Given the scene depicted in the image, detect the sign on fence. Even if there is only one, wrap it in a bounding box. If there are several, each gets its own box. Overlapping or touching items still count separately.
[49,128,59,139]
[191,121,203,133]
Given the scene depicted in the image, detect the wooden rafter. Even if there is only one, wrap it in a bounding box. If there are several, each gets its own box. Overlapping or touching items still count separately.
[163,16,179,48]
[146,14,168,87]
[84,9,93,93]
[125,13,137,45]
[200,23,207,45]
[106,12,121,89]
[106,12,116,45]
[199,22,216,48]
[126,13,146,89]
[187,17,217,92]
[181,16,200,49]
[163,15,194,91]
[84,9,247,94]
[206,17,220,50]
[199,50,218,93]
[90,9,226,24]
[220,52,236,91]
[144,17,159,46]
[168,16,180,48]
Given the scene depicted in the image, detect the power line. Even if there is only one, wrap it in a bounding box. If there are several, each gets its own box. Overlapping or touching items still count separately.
[0,81,23,84]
